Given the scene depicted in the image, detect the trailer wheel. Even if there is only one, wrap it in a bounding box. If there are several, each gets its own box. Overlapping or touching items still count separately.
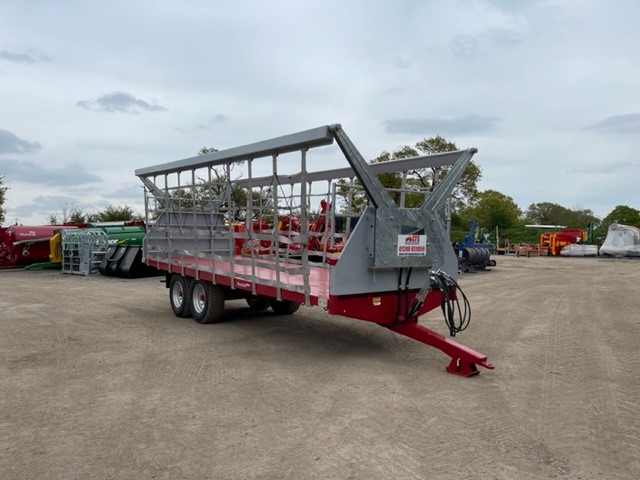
[169,275,192,318]
[268,299,301,315]
[246,295,270,311]
[191,280,225,324]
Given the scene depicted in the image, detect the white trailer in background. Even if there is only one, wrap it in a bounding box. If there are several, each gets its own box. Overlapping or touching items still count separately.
[600,223,640,257]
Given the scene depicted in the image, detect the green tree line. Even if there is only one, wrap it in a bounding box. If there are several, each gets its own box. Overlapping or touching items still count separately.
[48,202,141,224]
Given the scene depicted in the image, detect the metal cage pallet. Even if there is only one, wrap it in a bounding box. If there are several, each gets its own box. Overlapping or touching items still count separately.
[61,229,108,276]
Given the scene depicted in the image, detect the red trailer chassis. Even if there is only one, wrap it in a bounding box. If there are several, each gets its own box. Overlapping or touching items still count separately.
[136,124,493,376]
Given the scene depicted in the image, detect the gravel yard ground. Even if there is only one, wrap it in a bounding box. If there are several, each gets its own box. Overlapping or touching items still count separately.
[1,255,639,479]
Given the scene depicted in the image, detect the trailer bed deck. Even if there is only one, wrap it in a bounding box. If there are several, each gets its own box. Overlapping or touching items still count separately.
[146,254,331,304]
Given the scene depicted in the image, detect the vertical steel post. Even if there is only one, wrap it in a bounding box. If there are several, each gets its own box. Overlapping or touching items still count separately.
[272,154,281,301]
[300,148,310,305]
[400,171,407,208]
[247,158,257,294]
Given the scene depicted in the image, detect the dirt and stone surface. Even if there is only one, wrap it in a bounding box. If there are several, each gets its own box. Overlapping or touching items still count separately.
[1,255,639,479]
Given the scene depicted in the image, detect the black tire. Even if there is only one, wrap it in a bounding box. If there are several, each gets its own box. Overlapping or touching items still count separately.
[268,298,301,315]
[246,295,270,311]
[190,280,225,324]
[169,275,192,318]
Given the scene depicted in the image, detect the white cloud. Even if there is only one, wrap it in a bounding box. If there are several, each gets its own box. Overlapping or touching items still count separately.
[584,114,640,135]
[195,114,231,131]
[0,129,41,154]
[0,159,102,186]
[0,48,50,64]
[77,92,167,114]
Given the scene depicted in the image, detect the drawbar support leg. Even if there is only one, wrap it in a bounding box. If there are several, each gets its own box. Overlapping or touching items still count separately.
[389,321,495,377]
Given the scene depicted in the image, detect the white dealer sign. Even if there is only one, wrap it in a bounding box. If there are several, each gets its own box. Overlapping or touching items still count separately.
[397,234,427,256]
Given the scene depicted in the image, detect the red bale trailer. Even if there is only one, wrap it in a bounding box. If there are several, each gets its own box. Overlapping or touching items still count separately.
[135,124,493,376]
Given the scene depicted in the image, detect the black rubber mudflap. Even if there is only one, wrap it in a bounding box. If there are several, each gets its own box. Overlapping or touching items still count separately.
[100,245,161,278]
[118,246,141,278]
[99,246,117,275]
[107,246,128,275]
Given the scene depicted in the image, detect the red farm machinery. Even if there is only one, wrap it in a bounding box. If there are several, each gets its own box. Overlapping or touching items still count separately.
[540,228,587,256]
[0,224,77,269]
[136,124,494,376]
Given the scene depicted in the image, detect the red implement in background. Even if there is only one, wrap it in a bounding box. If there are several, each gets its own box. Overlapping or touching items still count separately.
[0,225,79,268]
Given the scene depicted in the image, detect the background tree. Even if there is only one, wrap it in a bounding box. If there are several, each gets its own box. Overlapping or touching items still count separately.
[336,135,481,213]
[337,148,423,212]
[601,205,640,228]
[414,136,482,209]
[166,147,226,210]
[160,147,273,220]
[69,210,88,223]
[49,201,86,224]
[524,202,600,229]
[0,175,7,224]
[524,202,573,226]
[465,190,521,231]
[198,146,236,198]
[570,205,600,228]
[195,146,259,215]
[88,204,140,222]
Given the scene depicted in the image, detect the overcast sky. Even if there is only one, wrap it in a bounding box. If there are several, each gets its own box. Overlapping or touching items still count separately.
[1,0,639,225]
